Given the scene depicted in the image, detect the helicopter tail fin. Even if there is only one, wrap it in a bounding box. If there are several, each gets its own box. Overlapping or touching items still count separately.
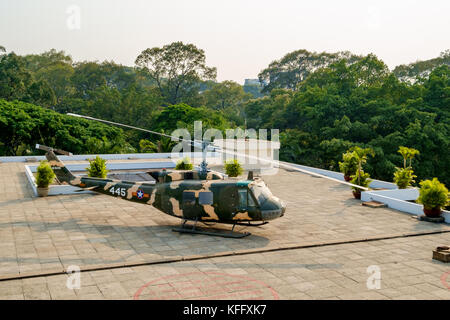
[37,144,77,184]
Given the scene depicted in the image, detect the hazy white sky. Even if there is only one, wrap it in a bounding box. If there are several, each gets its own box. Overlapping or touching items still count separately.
[0,0,449,83]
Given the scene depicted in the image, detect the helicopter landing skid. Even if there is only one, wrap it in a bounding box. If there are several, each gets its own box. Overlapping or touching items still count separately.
[235,221,268,227]
[172,219,251,239]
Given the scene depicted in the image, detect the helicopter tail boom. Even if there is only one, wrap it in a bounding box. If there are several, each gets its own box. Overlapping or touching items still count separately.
[38,145,78,185]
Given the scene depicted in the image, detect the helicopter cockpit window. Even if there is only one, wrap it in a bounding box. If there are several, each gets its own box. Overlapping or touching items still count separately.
[199,192,213,205]
[238,189,247,208]
[182,191,196,206]
[247,192,256,207]
[238,188,256,208]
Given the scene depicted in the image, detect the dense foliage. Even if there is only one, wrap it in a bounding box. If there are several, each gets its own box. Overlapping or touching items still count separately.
[248,53,449,186]
[0,99,132,155]
[0,44,448,186]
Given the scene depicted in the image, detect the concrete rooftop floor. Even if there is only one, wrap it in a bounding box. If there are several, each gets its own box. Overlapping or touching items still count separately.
[0,160,449,300]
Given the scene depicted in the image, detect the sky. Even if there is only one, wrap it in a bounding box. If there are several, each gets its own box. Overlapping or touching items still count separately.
[0,0,449,83]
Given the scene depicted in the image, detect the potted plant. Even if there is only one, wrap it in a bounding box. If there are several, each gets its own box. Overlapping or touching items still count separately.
[416,178,449,217]
[349,146,374,198]
[350,170,372,199]
[86,156,108,178]
[393,146,419,189]
[36,160,56,197]
[393,168,417,189]
[339,151,358,182]
[224,159,243,177]
[175,157,194,170]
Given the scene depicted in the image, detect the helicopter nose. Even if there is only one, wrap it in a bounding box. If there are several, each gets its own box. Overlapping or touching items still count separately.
[261,199,286,221]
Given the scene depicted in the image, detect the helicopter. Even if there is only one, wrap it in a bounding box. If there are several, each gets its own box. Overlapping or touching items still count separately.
[39,114,368,238]
[38,143,285,238]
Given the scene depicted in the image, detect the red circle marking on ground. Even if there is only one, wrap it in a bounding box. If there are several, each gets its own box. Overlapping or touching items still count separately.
[134,271,280,300]
[441,271,450,290]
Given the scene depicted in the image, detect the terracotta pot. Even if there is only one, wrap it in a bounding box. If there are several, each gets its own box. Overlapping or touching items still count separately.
[352,190,361,199]
[37,187,49,197]
[344,175,351,182]
[423,207,441,218]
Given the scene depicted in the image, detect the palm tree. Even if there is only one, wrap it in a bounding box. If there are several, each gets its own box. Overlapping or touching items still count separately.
[351,146,374,185]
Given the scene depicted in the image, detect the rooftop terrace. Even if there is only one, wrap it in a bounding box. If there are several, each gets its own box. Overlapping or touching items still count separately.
[0,159,449,299]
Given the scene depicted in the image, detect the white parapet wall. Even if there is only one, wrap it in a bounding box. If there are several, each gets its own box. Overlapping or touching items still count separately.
[280,161,398,190]
[0,152,220,163]
[361,188,450,223]
[26,160,176,197]
[282,161,448,223]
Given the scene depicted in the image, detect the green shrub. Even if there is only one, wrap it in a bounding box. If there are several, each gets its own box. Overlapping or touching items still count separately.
[339,151,359,177]
[224,159,243,177]
[350,170,372,192]
[36,160,55,188]
[175,157,193,170]
[393,167,417,189]
[86,156,108,178]
[416,178,449,210]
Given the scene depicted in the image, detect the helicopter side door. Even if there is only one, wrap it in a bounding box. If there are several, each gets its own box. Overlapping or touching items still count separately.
[182,190,200,219]
[216,185,238,219]
[237,187,258,218]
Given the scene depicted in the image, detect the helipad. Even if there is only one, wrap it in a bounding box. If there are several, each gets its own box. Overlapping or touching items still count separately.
[0,160,449,299]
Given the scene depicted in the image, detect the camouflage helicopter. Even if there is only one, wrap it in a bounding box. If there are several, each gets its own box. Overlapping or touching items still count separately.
[38,142,286,238]
[41,114,368,238]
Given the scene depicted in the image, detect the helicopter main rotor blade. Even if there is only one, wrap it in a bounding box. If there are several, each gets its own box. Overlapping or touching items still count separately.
[67,113,193,144]
[67,113,369,191]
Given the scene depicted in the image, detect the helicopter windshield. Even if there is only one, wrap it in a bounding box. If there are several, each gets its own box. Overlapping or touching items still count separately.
[250,183,273,205]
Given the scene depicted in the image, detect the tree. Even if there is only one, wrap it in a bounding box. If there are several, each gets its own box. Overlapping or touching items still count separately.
[0,53,33,100]
[423,65,449,111]
[23,49,73,73]
[350,146,375,185]
[0,99,133,156]
[151,103,229,133]
[135,42,217,104]
[0,52,56,107]
[27,79,56,108]
[393,50,450,83]
[393,146,419,189]
[0,100,36,155]
[349,54,390,87]
[204,80,251,110]
[71,61,108,98]
[398,146,420,169]
[35,62,74,104]
[258,49,362,93]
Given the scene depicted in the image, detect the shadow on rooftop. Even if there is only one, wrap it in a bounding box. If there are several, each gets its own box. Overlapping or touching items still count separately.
[0,218,270,267]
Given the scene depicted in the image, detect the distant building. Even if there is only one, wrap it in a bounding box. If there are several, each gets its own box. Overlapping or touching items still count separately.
[244,79,261,86]
[243,79,265,98]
